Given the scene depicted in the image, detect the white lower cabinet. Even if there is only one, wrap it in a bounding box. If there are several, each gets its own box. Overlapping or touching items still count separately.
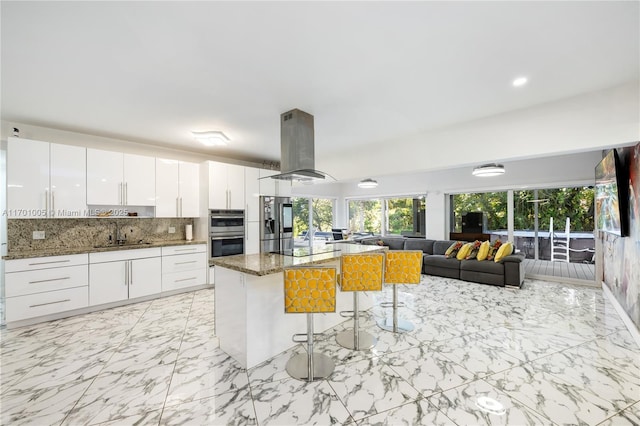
[4,254,89,323]
[161,244,207,291]
[89,248,161,306]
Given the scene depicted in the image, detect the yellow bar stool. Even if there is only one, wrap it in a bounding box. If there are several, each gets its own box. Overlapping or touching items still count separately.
[284,266,337,381]
[377,250,423,333]
[336,253,384,350]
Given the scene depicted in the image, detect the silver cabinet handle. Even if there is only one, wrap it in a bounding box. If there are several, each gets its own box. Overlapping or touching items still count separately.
[180,197,183,217]
[51,191,55,217]
[45,190,49,216]
[174,247,197,252]
[176,197,180,217]
[125,182,128,205]
[29,260,70,266]
[129,260,133,286]
[30,299,70,308]
[125,260,129,285]
[175,261,197,265]
[29,277,70,284]
[119,182,122,205]
[175,277,196,283]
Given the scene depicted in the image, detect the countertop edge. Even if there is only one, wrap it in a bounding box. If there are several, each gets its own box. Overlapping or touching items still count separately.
[3,240,208,260]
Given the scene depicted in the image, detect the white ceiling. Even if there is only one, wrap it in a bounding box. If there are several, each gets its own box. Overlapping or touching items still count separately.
[2,1,638,173]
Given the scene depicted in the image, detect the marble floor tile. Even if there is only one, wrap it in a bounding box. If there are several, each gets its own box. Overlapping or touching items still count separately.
[327,357,421,421]
[252,376,353,425]
[430,334,522,378]
[247,345,307,386]
[1,377,93,426]
[94,410,162,426]
[101,335,181,374]
[598,401,640,426]
[383,345,475,397]
[429,379,553,425]
[357,399,456,426]
[62,364,174,425]
[486,364,620,425]
[161,389,256,425]
[164,348,249,407]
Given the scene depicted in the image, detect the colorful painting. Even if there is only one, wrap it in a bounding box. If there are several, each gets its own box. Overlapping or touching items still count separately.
[595,150,622,236]
[602,143,640,331]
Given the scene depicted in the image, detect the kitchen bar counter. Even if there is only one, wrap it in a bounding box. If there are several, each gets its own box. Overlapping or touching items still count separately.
[214,243,386,369]
[209,243,385,275]
[3,240,207,260]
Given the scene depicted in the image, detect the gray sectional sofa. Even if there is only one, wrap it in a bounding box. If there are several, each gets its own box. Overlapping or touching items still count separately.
[360,236,525,288]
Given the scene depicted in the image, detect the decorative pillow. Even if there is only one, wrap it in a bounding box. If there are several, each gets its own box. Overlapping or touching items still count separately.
[494,242,514,263]
[476,241,490,261]
[465,240,483,260]
[487,240,503,261]
[376,240,385,246]
[456,242,474,260]
[444,241,464,258]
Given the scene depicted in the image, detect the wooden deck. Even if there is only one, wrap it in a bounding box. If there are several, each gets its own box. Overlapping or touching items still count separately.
[523,259,595,283]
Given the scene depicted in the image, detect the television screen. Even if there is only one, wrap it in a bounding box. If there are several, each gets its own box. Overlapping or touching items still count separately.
[595,149,629,236]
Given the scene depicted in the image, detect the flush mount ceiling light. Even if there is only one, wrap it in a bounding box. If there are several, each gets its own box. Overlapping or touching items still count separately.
[358,178,378,189]
[191,131,230,147]
[512,76,528,87]
[472,163,505,177]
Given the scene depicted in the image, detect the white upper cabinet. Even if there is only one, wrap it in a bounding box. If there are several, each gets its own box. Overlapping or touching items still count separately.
[7,137,86,218]
[123,154,156,206]
[208,161,245,210]
[244,167,260,222]
[87,148,155,206]
[178,162,200,217]
[155,159,199,218]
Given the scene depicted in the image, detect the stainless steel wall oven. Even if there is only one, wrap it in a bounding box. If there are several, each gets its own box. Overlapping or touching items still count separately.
[210,209,244,258]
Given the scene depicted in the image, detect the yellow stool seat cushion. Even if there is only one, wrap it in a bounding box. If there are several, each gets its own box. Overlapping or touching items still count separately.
[340,253,384,292]
[284,267,336,313]
[384,250,423,285]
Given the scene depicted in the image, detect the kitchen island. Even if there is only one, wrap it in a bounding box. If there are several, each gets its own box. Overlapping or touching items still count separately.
[211,244,386,369]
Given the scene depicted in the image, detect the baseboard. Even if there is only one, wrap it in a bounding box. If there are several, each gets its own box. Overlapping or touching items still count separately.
[525,273,599,288]
[601,281,640,348]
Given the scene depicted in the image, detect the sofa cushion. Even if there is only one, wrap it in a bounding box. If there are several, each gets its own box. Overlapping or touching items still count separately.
[456,242,474,260]
[382,237,407,251]
[433,240,458,256]
[460,259,504,275]
[424,255,460,270]
[404,239,435,255]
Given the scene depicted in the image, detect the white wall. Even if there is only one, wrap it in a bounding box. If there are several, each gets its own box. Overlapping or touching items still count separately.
[317,81,640,181]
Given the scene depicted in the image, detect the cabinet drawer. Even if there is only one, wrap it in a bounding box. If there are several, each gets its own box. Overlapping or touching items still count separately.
[6,286,89,323]
[162,269,207,292]
[161,244,206,256]
[6,265,88,297]
[162,252,207,274]
[89,247,161,263]
[6,254,88,273]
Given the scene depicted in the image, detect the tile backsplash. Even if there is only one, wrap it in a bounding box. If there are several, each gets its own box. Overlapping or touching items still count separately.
[7,218,197,252]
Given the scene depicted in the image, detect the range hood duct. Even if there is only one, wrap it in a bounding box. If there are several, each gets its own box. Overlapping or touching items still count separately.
[268,109,333,182]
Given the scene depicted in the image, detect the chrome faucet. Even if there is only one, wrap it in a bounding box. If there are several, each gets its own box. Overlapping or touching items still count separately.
[110,221,127,245]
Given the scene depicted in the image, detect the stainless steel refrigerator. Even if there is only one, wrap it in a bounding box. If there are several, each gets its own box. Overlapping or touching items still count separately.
[259,196,293,254]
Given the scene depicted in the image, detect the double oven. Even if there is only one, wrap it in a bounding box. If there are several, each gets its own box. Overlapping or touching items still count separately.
[209,209,245,258]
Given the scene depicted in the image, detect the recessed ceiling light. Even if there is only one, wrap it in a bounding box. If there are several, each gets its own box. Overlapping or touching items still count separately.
[512,77,528,87]
[192,131,230,147]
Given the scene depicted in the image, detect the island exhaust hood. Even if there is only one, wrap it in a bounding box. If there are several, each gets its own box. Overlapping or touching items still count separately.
[267,109,333,182]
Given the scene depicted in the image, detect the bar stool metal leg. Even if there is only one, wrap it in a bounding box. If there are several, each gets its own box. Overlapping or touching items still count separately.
[336,292,377,350]
[377,285,415,333]
[286,313,335,381]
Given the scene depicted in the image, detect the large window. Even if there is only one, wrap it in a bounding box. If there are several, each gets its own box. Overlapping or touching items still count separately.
[348,196,425,236]
[292,197,335,242]
[348,199,382,234]
[450,192,508,233]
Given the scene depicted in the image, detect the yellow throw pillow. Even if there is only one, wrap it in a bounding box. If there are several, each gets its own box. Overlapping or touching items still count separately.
[494,242,514,263]
[445,241,463,258]
[456,242,474,260]
[476,241,490,261]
